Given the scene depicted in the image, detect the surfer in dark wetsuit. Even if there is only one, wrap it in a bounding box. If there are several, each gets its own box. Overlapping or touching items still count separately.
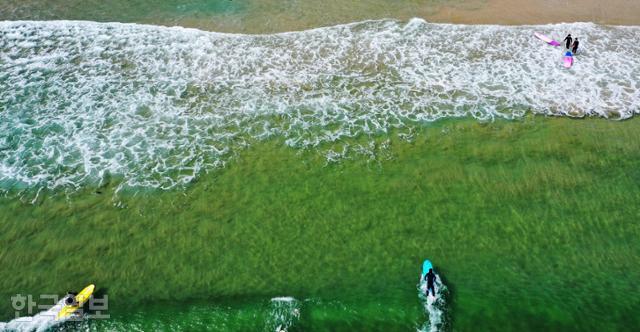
[424,268,436,297]
[564,34,573,49]
[65,291,78,305]
[571,38,579,54]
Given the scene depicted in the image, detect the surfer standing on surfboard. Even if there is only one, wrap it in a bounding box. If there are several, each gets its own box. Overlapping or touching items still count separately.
[564,34,573,49]
[424,268,436,297]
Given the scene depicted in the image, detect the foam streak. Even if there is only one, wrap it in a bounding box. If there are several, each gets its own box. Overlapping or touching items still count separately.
[1,19,638,193]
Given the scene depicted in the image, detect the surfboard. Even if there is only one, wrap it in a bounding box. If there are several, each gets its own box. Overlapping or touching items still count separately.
[534,32,561,47]
[421,260,433,279]
[56,284,95,320]
[563,51,573,68]
[421,260,436,299]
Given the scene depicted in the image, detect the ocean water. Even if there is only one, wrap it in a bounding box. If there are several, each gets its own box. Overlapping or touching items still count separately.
[1,116,639,331]
[2,8,640,332]
[1,19,639,196]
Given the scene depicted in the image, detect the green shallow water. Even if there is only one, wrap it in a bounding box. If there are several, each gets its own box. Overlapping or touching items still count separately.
[56,297,425,331]
[1,117,639,331]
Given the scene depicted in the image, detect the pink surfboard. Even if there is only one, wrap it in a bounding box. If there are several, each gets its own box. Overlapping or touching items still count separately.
[534,32,561,46]
[563,51,573,68]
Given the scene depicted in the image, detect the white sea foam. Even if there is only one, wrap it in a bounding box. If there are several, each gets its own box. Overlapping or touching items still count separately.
[0,298,68,332]
[268,297,300,332]
[1,19,639,194]
[418,272,447,332]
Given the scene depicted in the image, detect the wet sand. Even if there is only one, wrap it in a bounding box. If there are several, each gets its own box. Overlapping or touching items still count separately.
[2,0,640,34]
[432,0,640,26]
[178,0,640,33]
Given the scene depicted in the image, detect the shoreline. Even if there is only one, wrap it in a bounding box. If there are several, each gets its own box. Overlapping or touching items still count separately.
[2,0,640,34]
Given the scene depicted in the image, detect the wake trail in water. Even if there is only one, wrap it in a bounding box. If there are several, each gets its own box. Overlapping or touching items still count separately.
[0,298,69,332]
[418,272,447,332]
[1,19,639,195]
[267,297,301,332]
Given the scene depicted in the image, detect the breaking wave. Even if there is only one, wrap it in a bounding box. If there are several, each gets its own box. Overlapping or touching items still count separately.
[1,19,639,194]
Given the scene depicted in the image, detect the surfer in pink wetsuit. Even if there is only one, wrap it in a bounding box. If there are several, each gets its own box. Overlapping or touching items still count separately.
[563,34,573,49]
[572,38,579,54]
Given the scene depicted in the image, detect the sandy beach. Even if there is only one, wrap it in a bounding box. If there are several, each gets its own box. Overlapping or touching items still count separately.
[2,0,640,34]
[432,0,640,26]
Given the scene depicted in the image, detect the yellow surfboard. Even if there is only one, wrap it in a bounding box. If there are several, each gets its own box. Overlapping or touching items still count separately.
[56,284,95,320]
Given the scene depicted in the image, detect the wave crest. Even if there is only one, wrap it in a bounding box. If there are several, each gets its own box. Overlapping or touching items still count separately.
[1,19,639,193]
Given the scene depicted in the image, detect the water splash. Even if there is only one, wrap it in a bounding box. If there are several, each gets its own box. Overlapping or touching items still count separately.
[1,19,639,195]
[0,298,70,332]
[266,297,301,332]
[418,272,447,332]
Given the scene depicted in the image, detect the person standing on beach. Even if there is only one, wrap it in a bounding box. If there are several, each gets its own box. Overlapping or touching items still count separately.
[572,38,579,54]
[564,34,573,49]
